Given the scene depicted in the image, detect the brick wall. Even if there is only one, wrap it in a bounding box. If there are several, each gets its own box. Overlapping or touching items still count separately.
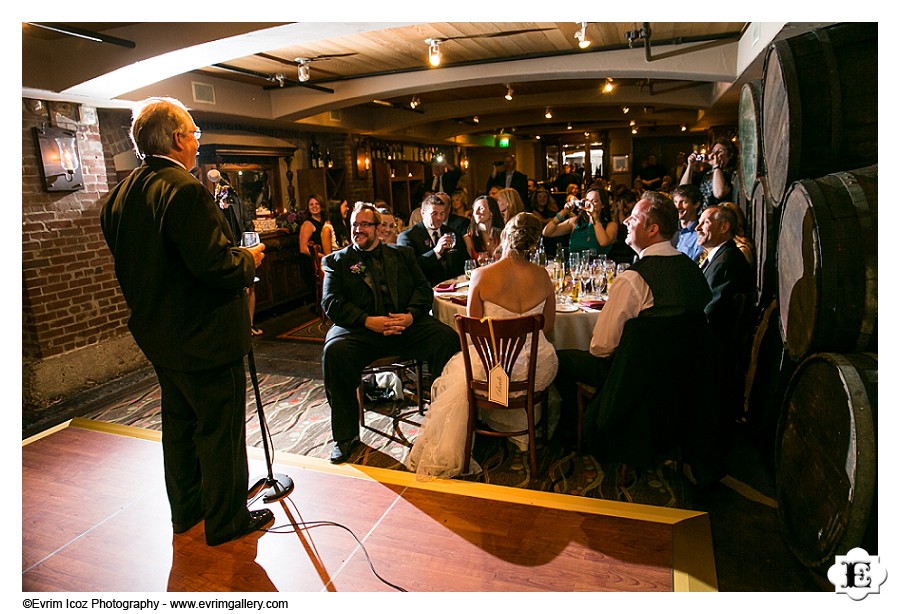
[22,101,142,410]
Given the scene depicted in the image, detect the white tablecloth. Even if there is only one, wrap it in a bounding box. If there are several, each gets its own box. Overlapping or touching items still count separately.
[432,278,601,352]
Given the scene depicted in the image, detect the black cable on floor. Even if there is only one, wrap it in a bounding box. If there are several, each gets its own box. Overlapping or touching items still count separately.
[248,492,408,592]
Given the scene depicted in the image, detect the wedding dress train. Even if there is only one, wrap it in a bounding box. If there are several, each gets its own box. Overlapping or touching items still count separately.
[405,300,558,479]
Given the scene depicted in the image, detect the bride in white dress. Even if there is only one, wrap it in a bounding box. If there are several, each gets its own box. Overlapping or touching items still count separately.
[406,213,558,479]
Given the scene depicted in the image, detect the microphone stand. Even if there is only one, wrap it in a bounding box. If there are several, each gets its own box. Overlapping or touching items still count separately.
[246,346,294,503]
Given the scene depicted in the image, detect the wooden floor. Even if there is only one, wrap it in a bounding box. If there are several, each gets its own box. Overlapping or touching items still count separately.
[22,419,716,593]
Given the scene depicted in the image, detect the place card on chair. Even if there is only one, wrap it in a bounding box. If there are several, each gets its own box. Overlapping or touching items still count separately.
[488,365,509,406]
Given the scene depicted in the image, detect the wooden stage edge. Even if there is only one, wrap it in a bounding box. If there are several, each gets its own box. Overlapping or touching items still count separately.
[26,418,718,592]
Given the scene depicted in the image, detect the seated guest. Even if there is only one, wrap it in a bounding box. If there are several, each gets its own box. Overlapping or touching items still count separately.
[719,201,755,265]
[321,199,351,254]
[436,191,470,236]
[463,195,504,260]
[407,186,435,227]
[450,189,471,220]
[541,187,617,257]
[321,203,460,463]
[495,187,525,224]
[697,204,756,355]
[671,184,704,262]
[530,186,559,223]
[554,192,712,442]
[397,194,466,286]
[606,188,638,264]
[299,193,327,257]
[376,206,399,244]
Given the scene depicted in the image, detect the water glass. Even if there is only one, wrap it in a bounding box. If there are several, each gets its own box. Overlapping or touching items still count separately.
[242,231,260,247]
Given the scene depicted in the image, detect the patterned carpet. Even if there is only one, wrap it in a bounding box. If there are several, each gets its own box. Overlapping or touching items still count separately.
[82,364,686,508]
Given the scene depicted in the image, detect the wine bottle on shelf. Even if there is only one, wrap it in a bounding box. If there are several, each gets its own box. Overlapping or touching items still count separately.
[325,149,333,168]
[310,139,319,168]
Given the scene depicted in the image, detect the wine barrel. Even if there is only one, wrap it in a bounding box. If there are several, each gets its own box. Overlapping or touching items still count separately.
[775,352,877,572]
[750,177,778,307]
[743,299,797,468]
[761,22,878,205]
[777,165,877,362]
[738,80,765,201]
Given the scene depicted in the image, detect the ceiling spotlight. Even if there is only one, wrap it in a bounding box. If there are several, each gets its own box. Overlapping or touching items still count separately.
[504,85,513,101]
[681,124,687,132]
[629,120,636,126]
[425,38,442,67]
[535,135,541,140]
[602,78,615,94]
[295,58,311,82]
[409,96,420,109]
[544,108,553,119]
[473,115,479,124]
[631,126,638,134]
[622,106,630,114]
[567,123,573,130]
[575,22,591,49]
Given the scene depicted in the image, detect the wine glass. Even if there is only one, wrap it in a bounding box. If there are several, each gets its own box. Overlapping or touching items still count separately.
[464,259,477,279]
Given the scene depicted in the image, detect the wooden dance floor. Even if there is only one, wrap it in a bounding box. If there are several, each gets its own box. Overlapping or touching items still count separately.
[22,419,716,593]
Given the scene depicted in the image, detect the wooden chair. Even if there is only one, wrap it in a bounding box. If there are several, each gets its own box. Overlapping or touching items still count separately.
[454,313,548,474]
[357,357,424,429]
[308,241,326,321]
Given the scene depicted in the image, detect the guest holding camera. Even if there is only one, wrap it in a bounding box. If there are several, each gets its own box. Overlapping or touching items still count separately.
[541,187,617,256]
[679,138,736,213]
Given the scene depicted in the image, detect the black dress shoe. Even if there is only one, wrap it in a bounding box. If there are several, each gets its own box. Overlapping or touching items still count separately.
[329,436,360,464]
[206,509,274,546]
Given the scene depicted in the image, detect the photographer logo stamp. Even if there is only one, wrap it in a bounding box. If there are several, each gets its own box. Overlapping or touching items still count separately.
[826,547,887,600]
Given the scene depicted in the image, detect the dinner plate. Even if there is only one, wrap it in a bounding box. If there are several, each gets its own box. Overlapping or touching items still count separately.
[555,303,579,313]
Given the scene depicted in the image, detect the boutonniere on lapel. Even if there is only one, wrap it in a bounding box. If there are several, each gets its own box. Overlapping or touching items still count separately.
[350,261,367,275]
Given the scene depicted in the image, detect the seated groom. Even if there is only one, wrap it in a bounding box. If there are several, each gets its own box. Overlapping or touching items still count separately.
[321,202,460,463]
[397,194,465,286]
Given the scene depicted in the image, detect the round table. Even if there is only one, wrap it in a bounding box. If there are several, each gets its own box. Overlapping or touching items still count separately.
[432,277,602,352]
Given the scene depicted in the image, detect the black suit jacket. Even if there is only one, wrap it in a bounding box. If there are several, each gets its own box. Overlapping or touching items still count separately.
[100,157,255,372]
[321,243,434,339]
[396,222,466,286]
[486,170,529,205]
[430,167,462,194]
[703,239,755,347]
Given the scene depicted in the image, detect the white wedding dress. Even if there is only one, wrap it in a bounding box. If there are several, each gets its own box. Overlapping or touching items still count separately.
[405,300,558,480]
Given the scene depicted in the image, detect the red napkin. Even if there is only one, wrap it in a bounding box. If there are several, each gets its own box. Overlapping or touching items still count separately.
[435,282,456,292]
[579,299,606,310]
[448,295,468,306]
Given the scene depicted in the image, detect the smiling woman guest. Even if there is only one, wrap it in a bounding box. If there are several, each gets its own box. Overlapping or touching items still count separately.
[463,195,504,260]
[299,193,328,256]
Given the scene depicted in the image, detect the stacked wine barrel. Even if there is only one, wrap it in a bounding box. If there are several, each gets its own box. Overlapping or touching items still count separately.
[736,22,878,575]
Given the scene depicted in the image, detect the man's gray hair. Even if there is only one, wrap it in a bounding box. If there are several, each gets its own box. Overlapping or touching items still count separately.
[130,97,191,159]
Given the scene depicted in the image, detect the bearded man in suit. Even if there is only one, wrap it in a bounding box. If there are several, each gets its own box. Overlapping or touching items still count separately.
[99,97,273,546]
[321,203,460,463]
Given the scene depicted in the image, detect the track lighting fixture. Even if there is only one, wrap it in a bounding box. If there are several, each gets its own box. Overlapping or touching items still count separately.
[295,58,311,82]
[567,123,573,130]
[622,106,630,114]
[473,115,480,124]
[504,85,513,101]
[544,108,553,119]
[602,78,614,94]
[575,22,591,49]
[409,96,420,109]
[425,38,442,67]
[681,124,687,132]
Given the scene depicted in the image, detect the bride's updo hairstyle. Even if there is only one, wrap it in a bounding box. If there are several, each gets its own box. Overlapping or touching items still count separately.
[502,212,542,257]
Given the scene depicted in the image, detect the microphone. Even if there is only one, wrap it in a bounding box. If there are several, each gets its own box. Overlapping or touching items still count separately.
[207,169,221,183]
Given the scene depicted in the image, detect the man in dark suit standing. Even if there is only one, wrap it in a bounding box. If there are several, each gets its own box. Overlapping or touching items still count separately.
[486,155,529,205]
[321,203,460,463]
[397,194,466,286]
[99,97,274,546]
[697,203,755,422]
[430,158,462,195]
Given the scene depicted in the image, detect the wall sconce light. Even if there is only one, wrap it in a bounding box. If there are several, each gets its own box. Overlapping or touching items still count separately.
[544,108,553,119]
[602,78,615,94]
[535,135,541,140]
[295,58,311,82]
[34,126,83,192]
[575,22,591,49]
[504,85,513,101]
[425,38,442,67]
[355,145,370,179]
